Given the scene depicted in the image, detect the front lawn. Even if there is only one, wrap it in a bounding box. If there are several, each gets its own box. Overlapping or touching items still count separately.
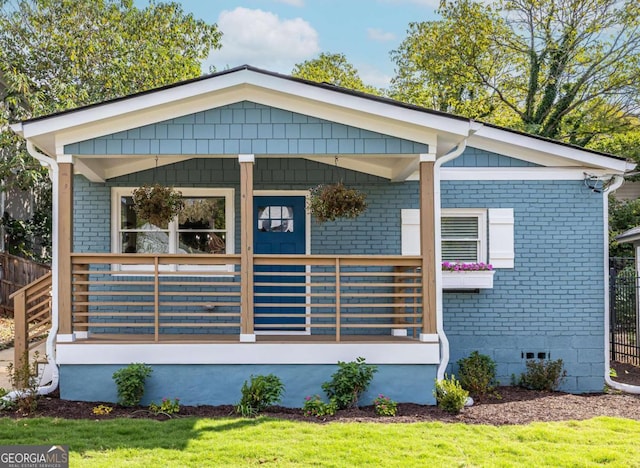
[0,416,637,466]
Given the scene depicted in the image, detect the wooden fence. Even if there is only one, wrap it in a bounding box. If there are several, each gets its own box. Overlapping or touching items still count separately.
[0,252,50,315]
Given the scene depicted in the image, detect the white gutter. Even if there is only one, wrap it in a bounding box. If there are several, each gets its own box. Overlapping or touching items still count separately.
[434,123,482,380]
[4,142,60,399]
[604,175,640,393]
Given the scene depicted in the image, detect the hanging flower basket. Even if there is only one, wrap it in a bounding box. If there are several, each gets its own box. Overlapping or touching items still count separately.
[308,182,367,223]
[132,183,184,227]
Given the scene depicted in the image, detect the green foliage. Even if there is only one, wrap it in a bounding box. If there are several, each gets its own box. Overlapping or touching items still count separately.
[518,359,567,391]
[292,52,380,95]
[112,363,152,407]
[434,374,469,414]
[6,351,42,414]
[0,0,221,261]
[373,394,398,417]
[321,357,377,409]
[149,397,180,416]
[391,0,640,145]
[302,395,337,418]
[609,196,640,258]
[457,351,499,399]
[308,182,367,223]
[131,184,184,227]
[236,374,285,417]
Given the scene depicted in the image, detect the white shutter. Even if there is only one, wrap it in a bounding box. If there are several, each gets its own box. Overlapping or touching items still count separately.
[488,208,514,268]
[401,209,420,255]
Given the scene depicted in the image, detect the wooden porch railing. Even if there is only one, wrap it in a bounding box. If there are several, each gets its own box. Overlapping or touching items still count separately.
[71,254,242,342]
[10,272,53,369]
[69,253,423,342]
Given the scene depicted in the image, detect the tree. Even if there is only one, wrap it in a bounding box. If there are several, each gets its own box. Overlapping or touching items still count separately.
[292,53,380,95]
[609,197,640,258]
[0,0,221,116]
[0,0,221,261]
[391,0,640,145]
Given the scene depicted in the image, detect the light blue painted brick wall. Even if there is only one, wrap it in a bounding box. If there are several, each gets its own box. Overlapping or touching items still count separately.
[74,158,415,256]
[72,159,606,393]
[64,101,429,156]
[441,180,605,393]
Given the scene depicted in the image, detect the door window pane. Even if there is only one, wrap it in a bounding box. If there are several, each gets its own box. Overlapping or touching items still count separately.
[257,206,294,232]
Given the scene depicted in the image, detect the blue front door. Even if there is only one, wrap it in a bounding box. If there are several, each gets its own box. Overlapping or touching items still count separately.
[254,196,306,331]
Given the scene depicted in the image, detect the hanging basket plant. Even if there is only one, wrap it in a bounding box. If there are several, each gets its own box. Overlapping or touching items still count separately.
[308,182,367,223]
[132,183,184,227]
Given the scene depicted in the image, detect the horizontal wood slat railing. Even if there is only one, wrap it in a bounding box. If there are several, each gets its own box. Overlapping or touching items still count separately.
[254,255,423,341]
[69,254,424,342]
[71,254,242,342]
[10,272,53,369]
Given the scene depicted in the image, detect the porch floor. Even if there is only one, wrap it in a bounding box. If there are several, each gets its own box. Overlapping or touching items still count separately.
[66,333,424,344]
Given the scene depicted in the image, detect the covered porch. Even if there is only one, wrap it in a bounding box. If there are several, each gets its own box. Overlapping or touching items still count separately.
[53,152,439,345]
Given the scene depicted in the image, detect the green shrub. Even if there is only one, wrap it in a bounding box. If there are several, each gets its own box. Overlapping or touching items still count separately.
[518,358,567,391]
[112,363,152,407]
[434,374,469,414]
[302,395,337,417]
[322,357,377,409]
[373,394,398,416]
[149,397,180,416]
[236,374,284,417]
[457,351,499,399]
[7,351,42,414]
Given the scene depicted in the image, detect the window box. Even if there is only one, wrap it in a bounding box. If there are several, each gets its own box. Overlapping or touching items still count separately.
[442,270,495,289]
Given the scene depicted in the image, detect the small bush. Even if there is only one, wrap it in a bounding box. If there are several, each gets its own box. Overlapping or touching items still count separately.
[518,358,566,391]
[149,397,180,416]
[322,357,377,409]
[302,395,337,417]
[7,351,42,414]
[236,374,284,416]
[457,351,499,399]
[373,394,398,417]
[112,363,152,407]
[434,374,469,414]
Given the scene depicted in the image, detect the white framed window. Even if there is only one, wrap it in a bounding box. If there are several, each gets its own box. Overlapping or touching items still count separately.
[400,208,514,268]
[111,187,235,272]
[441,209,487,263]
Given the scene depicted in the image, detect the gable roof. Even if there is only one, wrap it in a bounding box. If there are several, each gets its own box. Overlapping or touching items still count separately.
[10,65,633,175]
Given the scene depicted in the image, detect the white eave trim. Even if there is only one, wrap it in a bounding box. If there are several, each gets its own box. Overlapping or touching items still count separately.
[470,126,632,173]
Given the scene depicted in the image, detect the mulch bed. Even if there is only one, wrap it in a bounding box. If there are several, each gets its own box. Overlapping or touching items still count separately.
[2,361,640,425]
[3,385,640,426]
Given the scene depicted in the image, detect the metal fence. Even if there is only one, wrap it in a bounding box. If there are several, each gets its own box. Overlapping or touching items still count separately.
[609,257,640,365]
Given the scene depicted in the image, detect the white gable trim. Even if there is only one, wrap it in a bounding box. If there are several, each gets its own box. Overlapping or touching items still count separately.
[12,67,632,173]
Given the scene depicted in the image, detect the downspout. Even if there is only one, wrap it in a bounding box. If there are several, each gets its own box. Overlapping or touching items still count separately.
[604,175,640,393]
[434,122,482,380]
[5,142,60,398]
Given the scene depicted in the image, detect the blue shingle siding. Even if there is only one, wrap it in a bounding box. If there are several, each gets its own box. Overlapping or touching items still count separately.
[442,180,604,393]
[64,101,429,156]
[442,147,541,167]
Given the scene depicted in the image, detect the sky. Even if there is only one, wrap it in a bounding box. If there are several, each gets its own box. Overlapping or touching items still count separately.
[171,0,442,89]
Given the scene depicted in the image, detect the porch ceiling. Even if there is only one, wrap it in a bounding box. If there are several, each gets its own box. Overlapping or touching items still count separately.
[75,153,420,182]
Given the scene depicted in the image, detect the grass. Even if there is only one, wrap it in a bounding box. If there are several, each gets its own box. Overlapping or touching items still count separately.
[0,416,638,466]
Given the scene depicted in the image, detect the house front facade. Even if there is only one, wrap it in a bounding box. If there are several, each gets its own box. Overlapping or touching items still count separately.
[11,66,632,406]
